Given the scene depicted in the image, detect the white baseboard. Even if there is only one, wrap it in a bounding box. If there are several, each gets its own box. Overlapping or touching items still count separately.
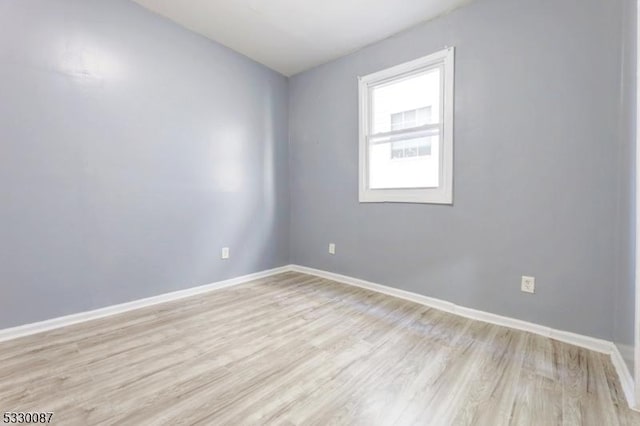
[617,343,635,368]
[288,264,638,410]
[611,344,637,409]
[0,265,290,344]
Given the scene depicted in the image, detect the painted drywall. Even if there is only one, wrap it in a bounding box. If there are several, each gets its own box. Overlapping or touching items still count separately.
[0,0,289,328]
[289,0,627,339]
[613,0,637,374]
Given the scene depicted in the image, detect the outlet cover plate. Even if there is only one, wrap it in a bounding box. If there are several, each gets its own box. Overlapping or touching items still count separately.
[521,276,535,294]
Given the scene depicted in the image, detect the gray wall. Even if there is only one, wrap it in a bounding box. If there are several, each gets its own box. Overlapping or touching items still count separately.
[289,0,628,339]
[614,0,637,372]
[0,0,289,328]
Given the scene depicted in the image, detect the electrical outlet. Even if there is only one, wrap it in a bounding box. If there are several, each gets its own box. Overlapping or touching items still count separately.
[328,243,336,255]
[521,276,535,294]
[221,247,230,260]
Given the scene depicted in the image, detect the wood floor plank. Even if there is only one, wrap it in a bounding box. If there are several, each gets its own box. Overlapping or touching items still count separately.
[510,334,563,426]
[0,272,638,425]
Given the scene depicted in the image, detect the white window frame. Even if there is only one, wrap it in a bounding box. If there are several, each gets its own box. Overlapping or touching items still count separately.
[358,47,455,204]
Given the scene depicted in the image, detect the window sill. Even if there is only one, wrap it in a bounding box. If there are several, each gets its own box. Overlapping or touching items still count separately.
[359,189,453,205]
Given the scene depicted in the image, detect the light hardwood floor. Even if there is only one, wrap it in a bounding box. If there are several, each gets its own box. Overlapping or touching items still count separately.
[0,272,638,425]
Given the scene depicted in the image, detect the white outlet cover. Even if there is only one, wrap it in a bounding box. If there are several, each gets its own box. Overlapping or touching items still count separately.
[329,243,336,255]
[521,276,535,294]
[221,247,230,260]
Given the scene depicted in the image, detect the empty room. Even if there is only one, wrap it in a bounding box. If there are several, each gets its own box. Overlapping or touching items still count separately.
[1,0,639,424]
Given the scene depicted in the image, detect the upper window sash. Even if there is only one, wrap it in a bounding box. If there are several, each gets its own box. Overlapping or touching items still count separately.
[365,65,445,140]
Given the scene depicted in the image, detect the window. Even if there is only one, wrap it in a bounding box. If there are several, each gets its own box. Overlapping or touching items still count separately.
[358,47,454,204]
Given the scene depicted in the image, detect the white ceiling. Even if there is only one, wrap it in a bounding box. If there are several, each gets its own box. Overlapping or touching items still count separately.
[132,0,472,76]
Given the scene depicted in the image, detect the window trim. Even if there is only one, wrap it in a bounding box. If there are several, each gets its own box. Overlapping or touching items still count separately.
[358,47,455,204]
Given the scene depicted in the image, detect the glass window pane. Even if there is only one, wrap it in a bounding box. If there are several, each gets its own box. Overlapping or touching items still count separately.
[370,67,441,134]
[390,112,402,131]
[416,107,431,126]
[404,110,416,127]
[418,144,431,156]
[369,134,440,189]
